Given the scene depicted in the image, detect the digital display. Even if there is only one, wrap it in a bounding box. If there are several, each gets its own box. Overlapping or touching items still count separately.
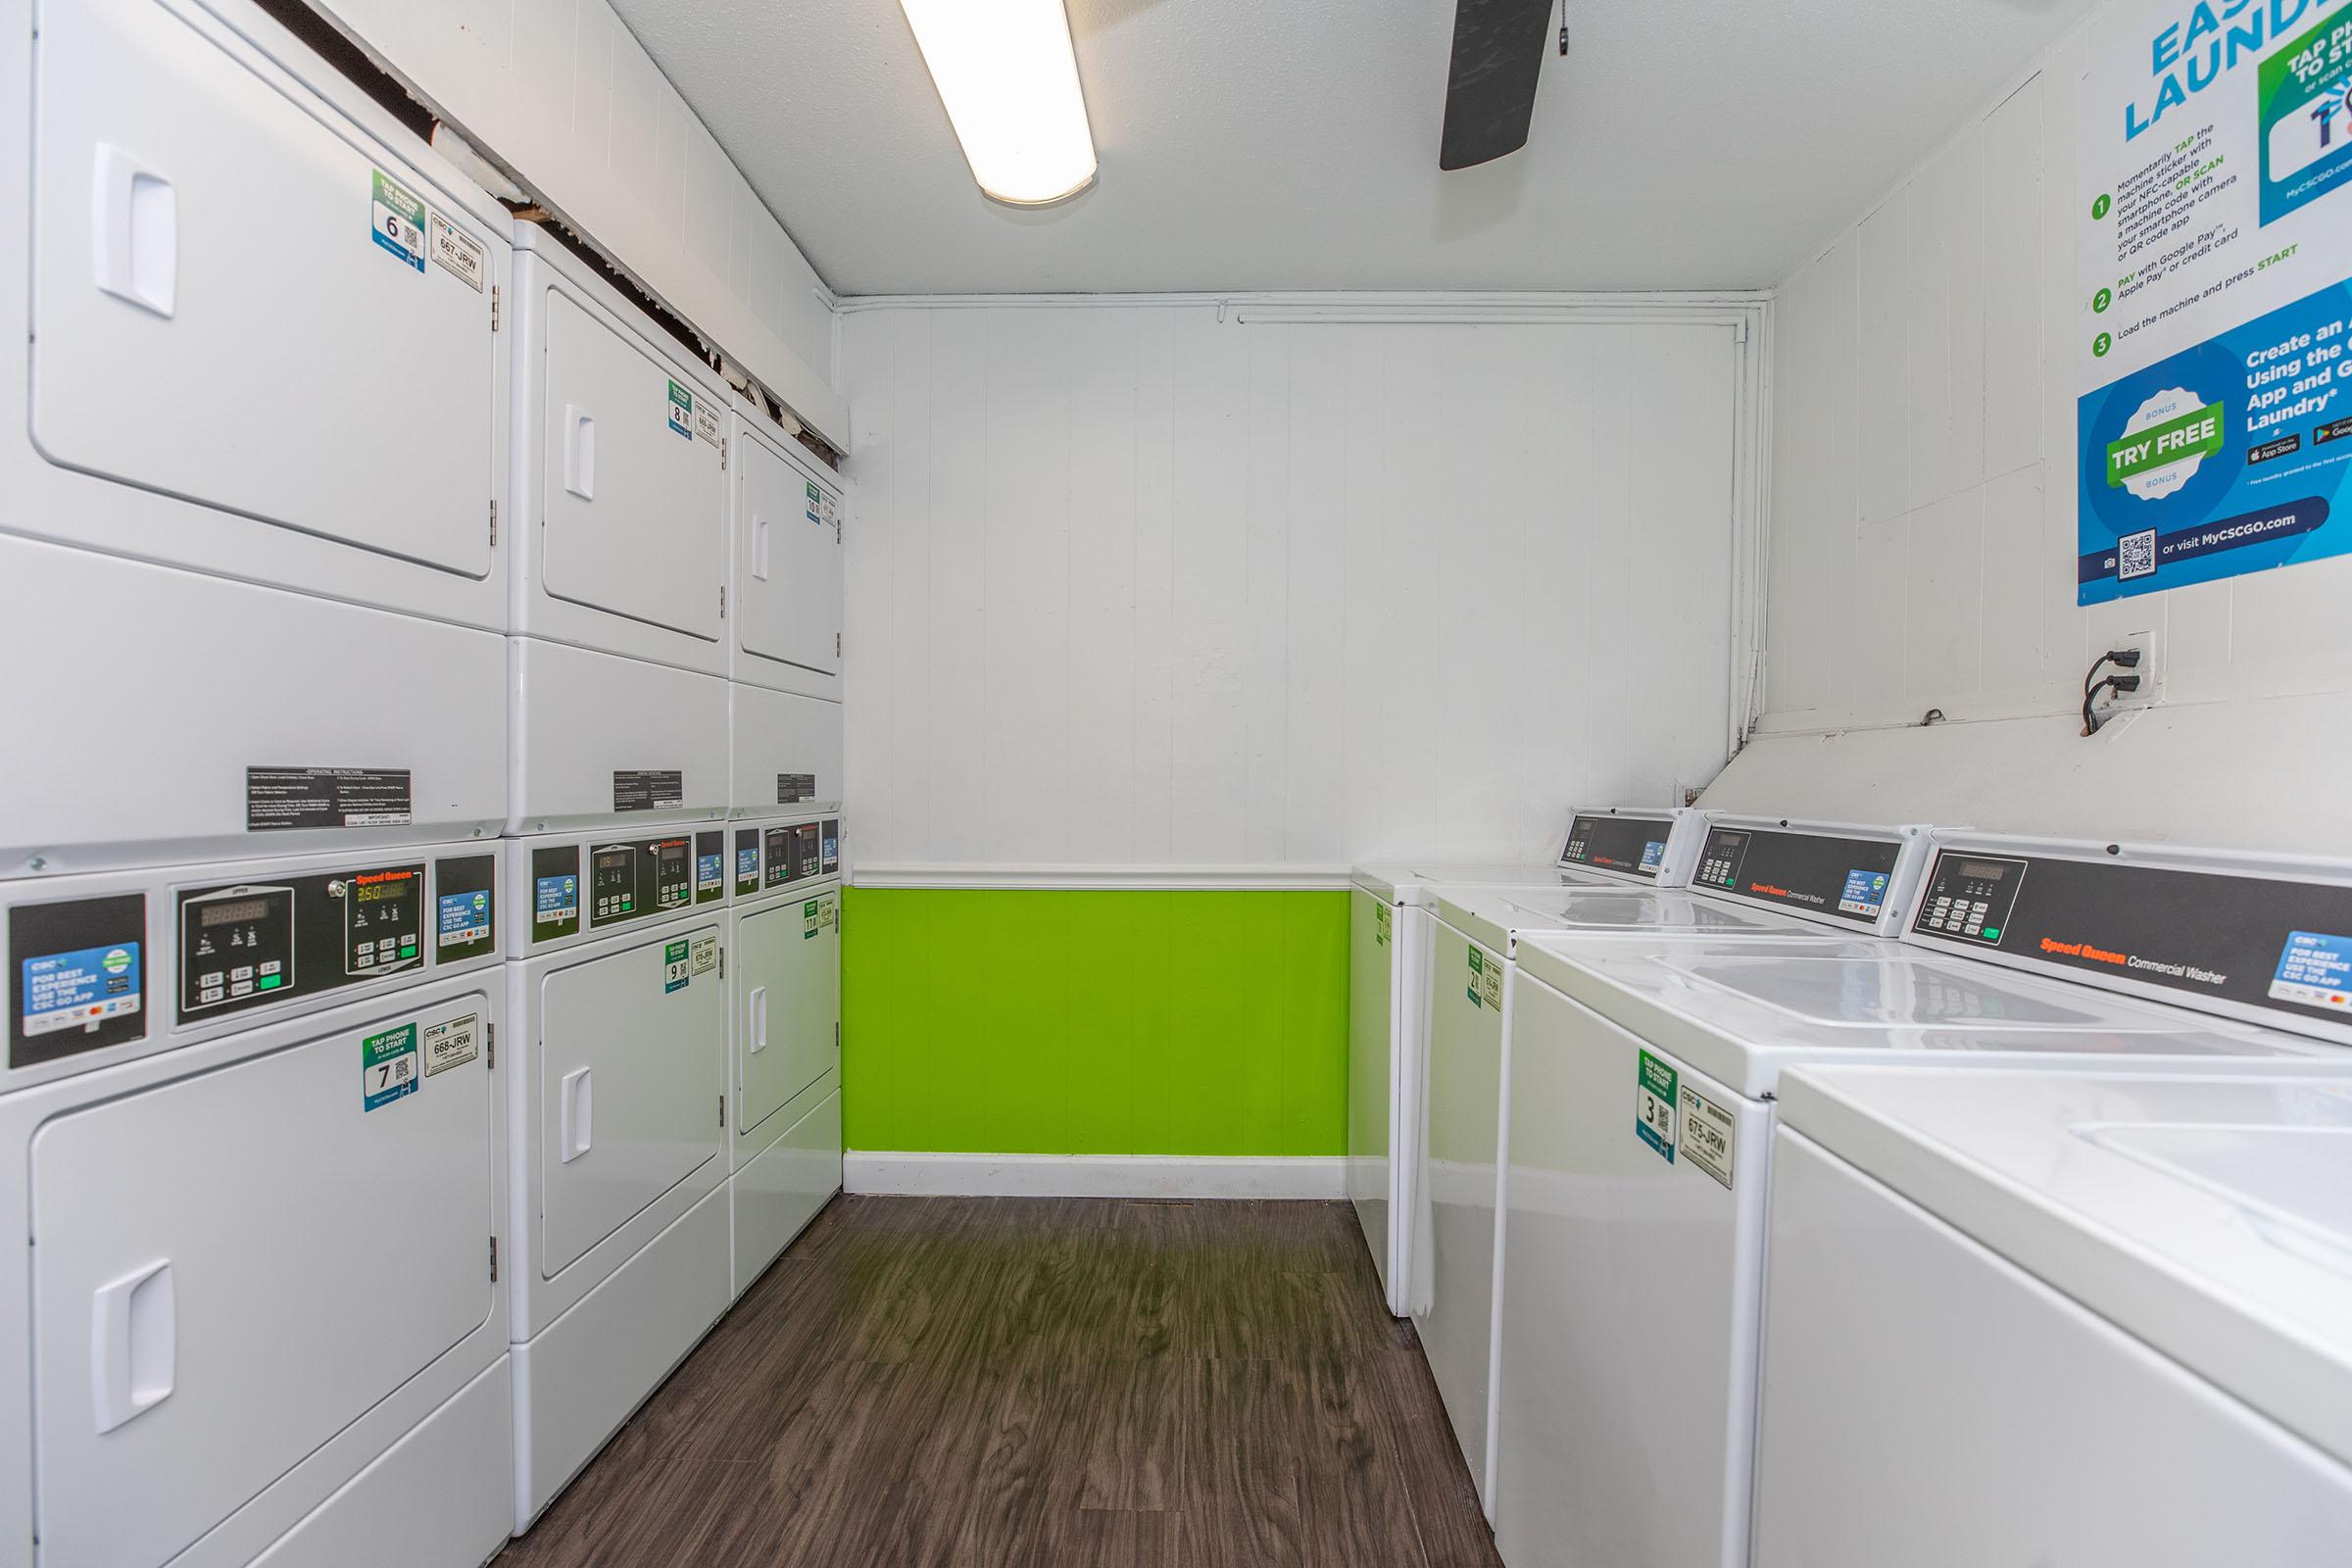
[356,879,405,904]
[200,897,272,928]
[1955,859,2016,882]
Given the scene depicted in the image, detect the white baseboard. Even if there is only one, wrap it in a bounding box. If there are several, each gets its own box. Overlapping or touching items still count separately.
[844,1152,1348,1200]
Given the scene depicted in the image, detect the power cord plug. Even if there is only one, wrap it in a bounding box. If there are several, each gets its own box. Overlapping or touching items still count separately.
[2080,649,2146,737]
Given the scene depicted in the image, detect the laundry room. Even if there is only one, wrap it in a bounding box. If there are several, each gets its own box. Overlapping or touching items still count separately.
[3,0,2350,1564]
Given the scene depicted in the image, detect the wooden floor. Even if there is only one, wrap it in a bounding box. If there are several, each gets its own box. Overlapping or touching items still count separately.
[493,1195,1502,1568]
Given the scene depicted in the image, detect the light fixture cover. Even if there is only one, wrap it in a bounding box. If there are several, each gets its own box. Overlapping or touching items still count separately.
[900,0,1098,206]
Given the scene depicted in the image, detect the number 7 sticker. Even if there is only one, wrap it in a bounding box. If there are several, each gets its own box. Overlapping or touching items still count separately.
[363,1022,420,1111]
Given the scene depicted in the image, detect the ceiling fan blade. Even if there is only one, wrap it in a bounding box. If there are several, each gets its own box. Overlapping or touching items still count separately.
[1439,0,1553,172]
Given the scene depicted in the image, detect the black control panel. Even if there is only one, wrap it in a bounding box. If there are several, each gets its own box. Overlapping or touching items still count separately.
[533,846,582,941]
[695,829,726,906]
[172,854,494,1024]
[1559,813,1677,879]
[1912,847,2352,1030]
[1692,825,1902,926]
[763,823,824,889]
[588,835,695,928]
[434,854,498,963]
[10,893,147,1068]
[735,828,761,898]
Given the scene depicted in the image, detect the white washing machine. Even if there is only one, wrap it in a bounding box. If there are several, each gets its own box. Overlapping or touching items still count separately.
[1754,1064,2352,1566]
[1350,806,1706,1317]
[725,813,844,1297]
[727,394,845,815]
[501,824,731,1528]
[0,0,512,873]
[0,849,512,1568]
[1489,834,2352,1568]
[506,226,730,833]
[1416,815,1929,1512]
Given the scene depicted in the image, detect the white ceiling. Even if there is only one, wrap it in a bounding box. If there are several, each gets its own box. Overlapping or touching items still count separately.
[607,0,2098,297]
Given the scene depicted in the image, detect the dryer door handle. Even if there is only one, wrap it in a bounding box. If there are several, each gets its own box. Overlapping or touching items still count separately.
[93,144,177,318]
[560,1066,594,1162]
[92,1258,175,1434]
[751,514,772,580]
[749,986,768,1055]
[564,406,598,500]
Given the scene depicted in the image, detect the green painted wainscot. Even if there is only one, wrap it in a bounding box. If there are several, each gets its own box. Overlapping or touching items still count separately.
[840,889,1348,1156]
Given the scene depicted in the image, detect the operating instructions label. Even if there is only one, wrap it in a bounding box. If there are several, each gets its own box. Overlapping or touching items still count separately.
[246,767,413,831]
[612,770,684,813]
[777,773,817,805]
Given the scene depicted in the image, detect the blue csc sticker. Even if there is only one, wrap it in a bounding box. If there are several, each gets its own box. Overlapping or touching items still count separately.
[1639,840,1667,874]
[1837,869,1891,917]
[20,943,141,1037]
[2271,930,2352,1013]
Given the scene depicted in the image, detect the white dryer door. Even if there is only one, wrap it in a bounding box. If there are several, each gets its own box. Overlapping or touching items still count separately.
[536,925,725,1277]
[734,431,842,681]
[538,291,725,643]
[29,991,497,1568]
[30,0,497,580]
[737,891,840,1139]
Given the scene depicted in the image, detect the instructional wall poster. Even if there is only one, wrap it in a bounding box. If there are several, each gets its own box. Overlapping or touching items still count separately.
[2078,0,2352,603]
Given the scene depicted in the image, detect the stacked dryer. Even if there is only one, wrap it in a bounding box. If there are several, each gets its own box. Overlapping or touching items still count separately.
[0,1,516,1564]
[501,228,737,1527]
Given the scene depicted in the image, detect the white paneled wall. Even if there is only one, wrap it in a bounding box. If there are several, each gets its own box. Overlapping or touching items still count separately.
[839,305,1748,870]
[1764,16,2352,737]
[312,0,847,445]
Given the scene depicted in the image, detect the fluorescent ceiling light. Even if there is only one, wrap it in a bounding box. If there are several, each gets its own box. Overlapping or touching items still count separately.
[900,0,1098,207]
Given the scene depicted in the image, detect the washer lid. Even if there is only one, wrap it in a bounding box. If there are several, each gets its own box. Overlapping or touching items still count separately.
[1515,936,2338,1097]
[1349,862,1612,906]
[1778,1064,2352,1470]
[1433,885,1818,955]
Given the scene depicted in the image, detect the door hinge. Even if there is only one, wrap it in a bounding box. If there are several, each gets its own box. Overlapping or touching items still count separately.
[719,1095,726,1129]
[718,946,725,980]
[489,499,498,547]
[719,586,727,618]
[489,1236,500,1283]
[487,1021,496,1071]
[491,284,501,332]
[720,437,728,470]
[834,1019,841,1052]
[835,631,842,658]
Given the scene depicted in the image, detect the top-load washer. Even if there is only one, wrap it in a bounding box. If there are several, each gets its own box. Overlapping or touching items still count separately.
[1489,833,2352,1568]
[727,394,845,816]
[507,226,730,834]
[0,0,513,872]
[1349,806,1707,1316]
[1414,815,1931,1512]
[1752,1063,2352,1567]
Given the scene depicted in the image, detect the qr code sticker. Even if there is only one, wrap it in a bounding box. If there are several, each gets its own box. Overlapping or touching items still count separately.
[2118,529,2157,580]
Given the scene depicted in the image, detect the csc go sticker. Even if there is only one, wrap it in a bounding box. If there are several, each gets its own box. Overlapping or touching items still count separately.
[1635,1050,1678,1162]
[363,1022,419,1110]
[663,938,692,993]
[1677,1083,1736,1189]
[370,171,426,270]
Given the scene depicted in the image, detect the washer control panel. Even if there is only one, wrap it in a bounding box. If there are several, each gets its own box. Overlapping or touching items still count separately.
[1559,813,1677,879]
[1693,825,1902,927]
[1914,854,2025,945]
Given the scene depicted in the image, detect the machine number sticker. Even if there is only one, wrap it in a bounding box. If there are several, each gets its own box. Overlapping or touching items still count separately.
[369,171,426,271]
[694,402,720,445]
[690,934,718,977]
[1635,1051,1679,1162]
[1482,957,1502,1009]
[363,1023,419,1109]
[806,479,822,523]
[426,210,486,290]
[422,1012,480,1077]
[663,939,691,993]
[1375,905,1392,948]
[667,381,695,440]
[820,894,838,930]
[1466,947,1484,1007]
[2272,931,2352,1012]
[1677,1083,1736,1188]
[804,899,822,939]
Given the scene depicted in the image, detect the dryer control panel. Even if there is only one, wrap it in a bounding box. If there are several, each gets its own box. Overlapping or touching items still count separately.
[529,835,696,945]
[173,853,497,1024]
[739,817,842,895]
